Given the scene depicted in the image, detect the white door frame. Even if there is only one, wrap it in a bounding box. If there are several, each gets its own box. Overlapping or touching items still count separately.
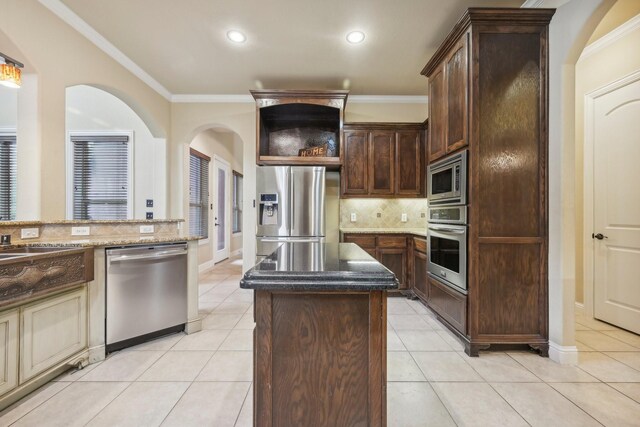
[212,155,231,263]
[583,69,640,318]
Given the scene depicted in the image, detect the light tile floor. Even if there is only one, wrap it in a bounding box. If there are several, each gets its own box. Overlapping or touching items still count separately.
[2,255,640,426]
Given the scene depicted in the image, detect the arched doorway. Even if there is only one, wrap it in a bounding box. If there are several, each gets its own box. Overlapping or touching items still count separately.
[187,126,244,270]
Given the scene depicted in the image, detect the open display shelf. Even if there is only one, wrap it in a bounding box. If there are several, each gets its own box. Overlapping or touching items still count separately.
[251,90,348,170]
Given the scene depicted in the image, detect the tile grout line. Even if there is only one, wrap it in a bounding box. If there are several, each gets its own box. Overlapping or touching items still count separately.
[233,381,253,427]
[80,380,136,427]
[6,381,73,426]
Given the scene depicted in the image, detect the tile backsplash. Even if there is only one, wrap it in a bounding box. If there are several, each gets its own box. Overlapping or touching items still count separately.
[340,199,429,229]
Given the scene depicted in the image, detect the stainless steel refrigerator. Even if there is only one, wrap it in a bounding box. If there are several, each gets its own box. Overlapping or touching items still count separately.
[256,166,326,263]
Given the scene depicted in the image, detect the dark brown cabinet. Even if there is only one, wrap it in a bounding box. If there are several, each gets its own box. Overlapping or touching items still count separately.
[369,131,395,195]
[444,32,469,154]
[378,236,407,290]
[427,64,446,161]
[341,123,425,198]
[426,33,469,163]
[343,233,415,291]
[342,131,369,195]
[411,237,428,302]
[421,8,554,356]
[396,131,423,196]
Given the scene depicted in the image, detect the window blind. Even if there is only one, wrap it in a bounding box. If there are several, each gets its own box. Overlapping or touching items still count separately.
[71,134,129,220]
[0,135,16,221]
[232,171,243,233]
[189,151,209,238]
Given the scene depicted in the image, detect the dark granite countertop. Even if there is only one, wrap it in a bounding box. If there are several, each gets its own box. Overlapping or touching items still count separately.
[240,242,399,291]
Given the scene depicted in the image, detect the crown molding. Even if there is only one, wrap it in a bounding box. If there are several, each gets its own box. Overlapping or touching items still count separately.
[520,0,544,8]
[39,0,172,100]
[580,13,640,61]
[171,94,255,103]
[349,95,428,104]
[172,94,428,104]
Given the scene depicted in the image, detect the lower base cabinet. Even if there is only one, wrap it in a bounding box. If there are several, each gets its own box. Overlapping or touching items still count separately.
[427,277,467,335]
[20,287,87,382]
[0,286,88,409]
[343,234,410,290]
[412,241,428,301]
[0,310,18,396]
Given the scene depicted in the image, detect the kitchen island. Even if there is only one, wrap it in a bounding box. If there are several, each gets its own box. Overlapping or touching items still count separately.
[241,242,398,427]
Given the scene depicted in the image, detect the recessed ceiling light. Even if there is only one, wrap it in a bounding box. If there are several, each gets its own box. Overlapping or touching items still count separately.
[227,30,246,43]
[346,31,365,44]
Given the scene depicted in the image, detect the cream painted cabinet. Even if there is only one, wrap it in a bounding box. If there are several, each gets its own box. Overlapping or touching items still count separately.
[20,288,87,383]
[0,310,19,396]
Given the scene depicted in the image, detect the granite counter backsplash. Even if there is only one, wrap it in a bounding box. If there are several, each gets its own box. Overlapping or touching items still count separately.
[340,198,428,230]
[0,219,189,245]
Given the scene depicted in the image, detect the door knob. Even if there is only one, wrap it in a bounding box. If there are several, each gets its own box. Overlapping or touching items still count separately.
[592,233,608,240]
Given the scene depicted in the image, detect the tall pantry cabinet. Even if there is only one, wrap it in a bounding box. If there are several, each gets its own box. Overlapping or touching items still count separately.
[422,8,555,356]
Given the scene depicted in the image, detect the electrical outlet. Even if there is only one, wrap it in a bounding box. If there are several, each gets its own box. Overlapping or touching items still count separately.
[421,212,426,218]
[146,212,154,220]
[350,212,357,222]
[20,228,39,239]
[376,212,381,218]
[401,213,408,222]
[140,225,155,234]
[71,226,90,236]
[146,199,154,208]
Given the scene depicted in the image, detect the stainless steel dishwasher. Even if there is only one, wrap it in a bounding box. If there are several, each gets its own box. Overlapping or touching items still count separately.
[106,243,188,352]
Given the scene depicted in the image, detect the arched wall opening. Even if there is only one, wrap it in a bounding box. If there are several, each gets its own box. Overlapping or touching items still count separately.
[187,126,245,270]
[526,0,615,364]
[65,84,168,219]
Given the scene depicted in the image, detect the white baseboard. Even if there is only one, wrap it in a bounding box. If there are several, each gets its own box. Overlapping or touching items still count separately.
[575,302,585,315]
[549,341,579,365]
[230,249,243,257]
[185,317,203,334]
[88,344,106,364]
[198,259,215,273]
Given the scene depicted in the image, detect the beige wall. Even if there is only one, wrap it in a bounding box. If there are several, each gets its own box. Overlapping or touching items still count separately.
[190,129,244,266]
[574,15,640,304]
[0,0,171,220]
[587,0,640,43]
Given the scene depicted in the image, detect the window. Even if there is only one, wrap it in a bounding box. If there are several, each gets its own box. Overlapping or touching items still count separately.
[0,133,16,221]
[189,149,210,238]
[232,171,243,233]
[71,134,130,220]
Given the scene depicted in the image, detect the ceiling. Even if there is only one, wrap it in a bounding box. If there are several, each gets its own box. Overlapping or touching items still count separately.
[59,0,522,96]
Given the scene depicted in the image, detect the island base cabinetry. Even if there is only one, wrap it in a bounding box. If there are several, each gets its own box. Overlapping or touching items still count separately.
[254,290,387,427]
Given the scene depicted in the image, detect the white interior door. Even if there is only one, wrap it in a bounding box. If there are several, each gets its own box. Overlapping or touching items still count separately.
[593,77,640,334]
[213,157,231,263]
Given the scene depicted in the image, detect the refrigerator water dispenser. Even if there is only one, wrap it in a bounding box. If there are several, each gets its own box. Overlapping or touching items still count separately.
[259,193,279,226]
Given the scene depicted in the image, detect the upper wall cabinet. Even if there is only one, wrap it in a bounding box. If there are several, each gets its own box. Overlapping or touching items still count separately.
[251,90,348,170]
[341,123,425,198]
[424,31,469,162]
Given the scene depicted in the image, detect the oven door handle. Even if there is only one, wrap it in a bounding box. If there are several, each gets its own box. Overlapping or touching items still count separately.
[428,226,466,234]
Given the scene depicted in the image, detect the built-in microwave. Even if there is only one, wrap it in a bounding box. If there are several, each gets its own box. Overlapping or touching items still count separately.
[427,151,467,206]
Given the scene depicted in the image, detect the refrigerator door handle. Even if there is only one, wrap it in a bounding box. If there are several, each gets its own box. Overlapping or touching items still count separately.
[291,169,295,232]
